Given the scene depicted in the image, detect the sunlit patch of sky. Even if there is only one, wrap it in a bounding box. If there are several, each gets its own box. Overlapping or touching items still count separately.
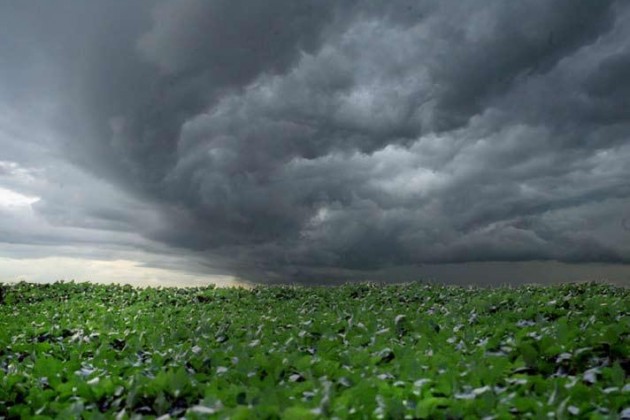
[0,187,39,208]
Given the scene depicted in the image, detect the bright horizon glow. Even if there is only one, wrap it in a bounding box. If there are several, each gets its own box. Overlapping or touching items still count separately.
[0,256,246,288]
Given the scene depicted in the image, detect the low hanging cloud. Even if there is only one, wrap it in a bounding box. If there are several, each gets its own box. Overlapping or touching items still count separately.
[1,0,629,284]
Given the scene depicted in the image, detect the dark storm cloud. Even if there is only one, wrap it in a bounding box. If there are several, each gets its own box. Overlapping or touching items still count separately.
[1,0,630,284]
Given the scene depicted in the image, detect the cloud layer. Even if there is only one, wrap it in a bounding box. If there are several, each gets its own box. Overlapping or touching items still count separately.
[1,0,630,284]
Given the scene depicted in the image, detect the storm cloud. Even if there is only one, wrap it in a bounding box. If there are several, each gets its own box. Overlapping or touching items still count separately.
[1,0,629,284]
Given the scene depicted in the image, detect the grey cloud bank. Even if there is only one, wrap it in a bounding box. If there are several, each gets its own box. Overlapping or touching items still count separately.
[1,0,629,285]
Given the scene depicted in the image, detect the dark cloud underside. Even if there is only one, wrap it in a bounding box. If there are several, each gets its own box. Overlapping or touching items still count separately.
[1,0,629,284]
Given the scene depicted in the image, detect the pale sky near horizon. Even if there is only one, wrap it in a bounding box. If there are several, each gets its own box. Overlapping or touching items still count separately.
[1,1,629,287]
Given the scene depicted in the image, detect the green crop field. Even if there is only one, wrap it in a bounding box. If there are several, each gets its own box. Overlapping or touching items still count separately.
[0,282,628,419]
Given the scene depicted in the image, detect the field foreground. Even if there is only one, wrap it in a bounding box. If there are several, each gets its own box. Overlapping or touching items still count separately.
[0,282,628,419]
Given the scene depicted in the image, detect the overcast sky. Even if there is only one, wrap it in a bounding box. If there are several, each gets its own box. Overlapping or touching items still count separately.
[1,0,629,287]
